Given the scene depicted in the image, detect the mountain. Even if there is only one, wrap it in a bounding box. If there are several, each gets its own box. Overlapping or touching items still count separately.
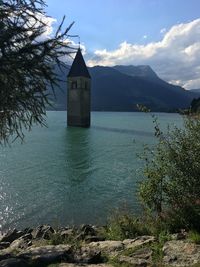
[48,64,196,112]
[113,65,159,79]
[190,89,200,95]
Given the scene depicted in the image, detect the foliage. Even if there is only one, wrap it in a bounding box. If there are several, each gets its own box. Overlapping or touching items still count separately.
[139,114,200,232]
[0,0,75,144]
[188,230,200,244]
[48,232,65,245]
[190,97,200,113]
[102,210,150,240]
[47,232,82,250]
[150,230,171,264]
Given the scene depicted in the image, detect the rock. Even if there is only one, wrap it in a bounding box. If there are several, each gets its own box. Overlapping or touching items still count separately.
[117,246,152,267]
[27,241,32,247]
[0,233,3,240]
[80,225,96,236]
[0,243,10,250]
[0,258,28,267]
[0,248,15,261]
[85,236,105,243]
[118,255,149,267]
[59,264,112,267]
[0,229,25,243]
[19,244,72,265]
[22,233,32,241]
[9,234,32,250]
[74,246,102,264]
[60,229,74,239]
[32,225,54,240]
[129,247,152,260]
[123,236,155,250]
[171,231,187,241]
[76,225,97,241]
[89,240,124,256]
[163,240,200,266]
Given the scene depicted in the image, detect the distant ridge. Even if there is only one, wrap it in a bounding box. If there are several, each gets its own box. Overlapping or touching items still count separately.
[48,64,197,112]
[114,65,158,79]
[190,89,200,94]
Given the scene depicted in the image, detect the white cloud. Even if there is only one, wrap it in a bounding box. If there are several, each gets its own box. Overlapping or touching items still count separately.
[23,11,57,40]
[160,28,166,34]
[183,78,200,89]
[87,19,200,89]
[29,13,87,63]
[37,14,57,39]
[61,39,86,63]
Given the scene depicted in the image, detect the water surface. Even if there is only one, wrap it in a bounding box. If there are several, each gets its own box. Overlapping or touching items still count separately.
[0,112,182,230]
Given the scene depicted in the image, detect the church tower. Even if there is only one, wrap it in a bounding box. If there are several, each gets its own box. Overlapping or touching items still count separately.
[67,48,91,127]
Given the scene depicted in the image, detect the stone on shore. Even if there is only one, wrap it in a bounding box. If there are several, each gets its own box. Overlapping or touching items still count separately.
[1,226,200,267]
[88,240,124,256]
[58,264,112,267]
[32,225,54,240]
[122,236,155,249]
[0,229,25,244]
[0,258,27,267]
[19,244,72,265]
[163,240,200,266]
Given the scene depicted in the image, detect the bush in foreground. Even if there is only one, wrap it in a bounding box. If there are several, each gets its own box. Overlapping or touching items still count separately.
[139,115,200,232]
[102,211,150,240]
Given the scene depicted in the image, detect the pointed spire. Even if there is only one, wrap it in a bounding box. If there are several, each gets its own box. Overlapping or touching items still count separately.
[78,36,80,49]
[68,48,91,78]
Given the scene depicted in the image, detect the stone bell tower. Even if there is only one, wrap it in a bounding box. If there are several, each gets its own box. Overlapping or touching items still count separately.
[67,48,91,127]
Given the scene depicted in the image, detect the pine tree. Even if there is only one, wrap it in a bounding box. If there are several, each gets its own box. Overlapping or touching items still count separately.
[0,0,75,144]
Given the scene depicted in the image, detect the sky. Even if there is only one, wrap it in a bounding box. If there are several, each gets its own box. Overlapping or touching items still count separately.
[44,0,200,89]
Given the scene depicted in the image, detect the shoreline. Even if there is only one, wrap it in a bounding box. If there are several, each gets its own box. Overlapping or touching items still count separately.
[0,224,200,267]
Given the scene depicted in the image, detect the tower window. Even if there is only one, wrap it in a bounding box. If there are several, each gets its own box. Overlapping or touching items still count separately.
[72,81,77,89]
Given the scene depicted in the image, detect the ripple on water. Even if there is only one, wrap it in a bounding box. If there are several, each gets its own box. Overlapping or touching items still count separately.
[0,111,182,229]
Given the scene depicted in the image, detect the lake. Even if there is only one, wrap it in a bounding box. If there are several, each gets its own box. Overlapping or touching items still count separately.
[0,111,182,230]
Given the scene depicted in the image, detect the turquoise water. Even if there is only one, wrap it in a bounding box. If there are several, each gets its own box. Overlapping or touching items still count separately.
[0,112,182,230]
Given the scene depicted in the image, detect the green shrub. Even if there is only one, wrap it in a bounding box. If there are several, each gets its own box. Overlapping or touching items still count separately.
[48,232,81,248]
[103,211,150,240]
[150,231,171,264]
[48,232,64,245]
[188,230,200,244]
[139,115,200,232]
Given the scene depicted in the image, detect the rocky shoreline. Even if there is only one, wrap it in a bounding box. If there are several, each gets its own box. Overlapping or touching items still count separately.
[0,224,200,267]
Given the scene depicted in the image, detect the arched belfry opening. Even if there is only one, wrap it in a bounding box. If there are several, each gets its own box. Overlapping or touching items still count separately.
[67,48,91,127]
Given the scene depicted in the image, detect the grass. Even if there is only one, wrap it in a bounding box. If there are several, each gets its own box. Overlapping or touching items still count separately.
[188,230,200,244]
[48,232,65,245]
[102,211,151,241]
[108,255,132,267]
[99,210,174,265]
[47,232,83,250]
[151,231,171,264]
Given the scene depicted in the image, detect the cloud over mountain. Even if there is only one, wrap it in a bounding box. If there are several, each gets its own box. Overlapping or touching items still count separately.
[87,19,200,89]
[32,13,87,64]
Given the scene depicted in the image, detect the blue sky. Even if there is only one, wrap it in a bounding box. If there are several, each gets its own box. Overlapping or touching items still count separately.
[45,0,200,89]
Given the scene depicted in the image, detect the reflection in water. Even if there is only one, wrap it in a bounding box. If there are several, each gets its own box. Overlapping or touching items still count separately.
[64,127,92,184]
[92,125,154,137]
[59,127,99,225]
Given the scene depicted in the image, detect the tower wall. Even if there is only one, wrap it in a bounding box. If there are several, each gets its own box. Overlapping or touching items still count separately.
[67,76,91,127]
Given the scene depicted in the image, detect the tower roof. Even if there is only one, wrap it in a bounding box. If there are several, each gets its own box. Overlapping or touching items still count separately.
[68,48,91,78]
